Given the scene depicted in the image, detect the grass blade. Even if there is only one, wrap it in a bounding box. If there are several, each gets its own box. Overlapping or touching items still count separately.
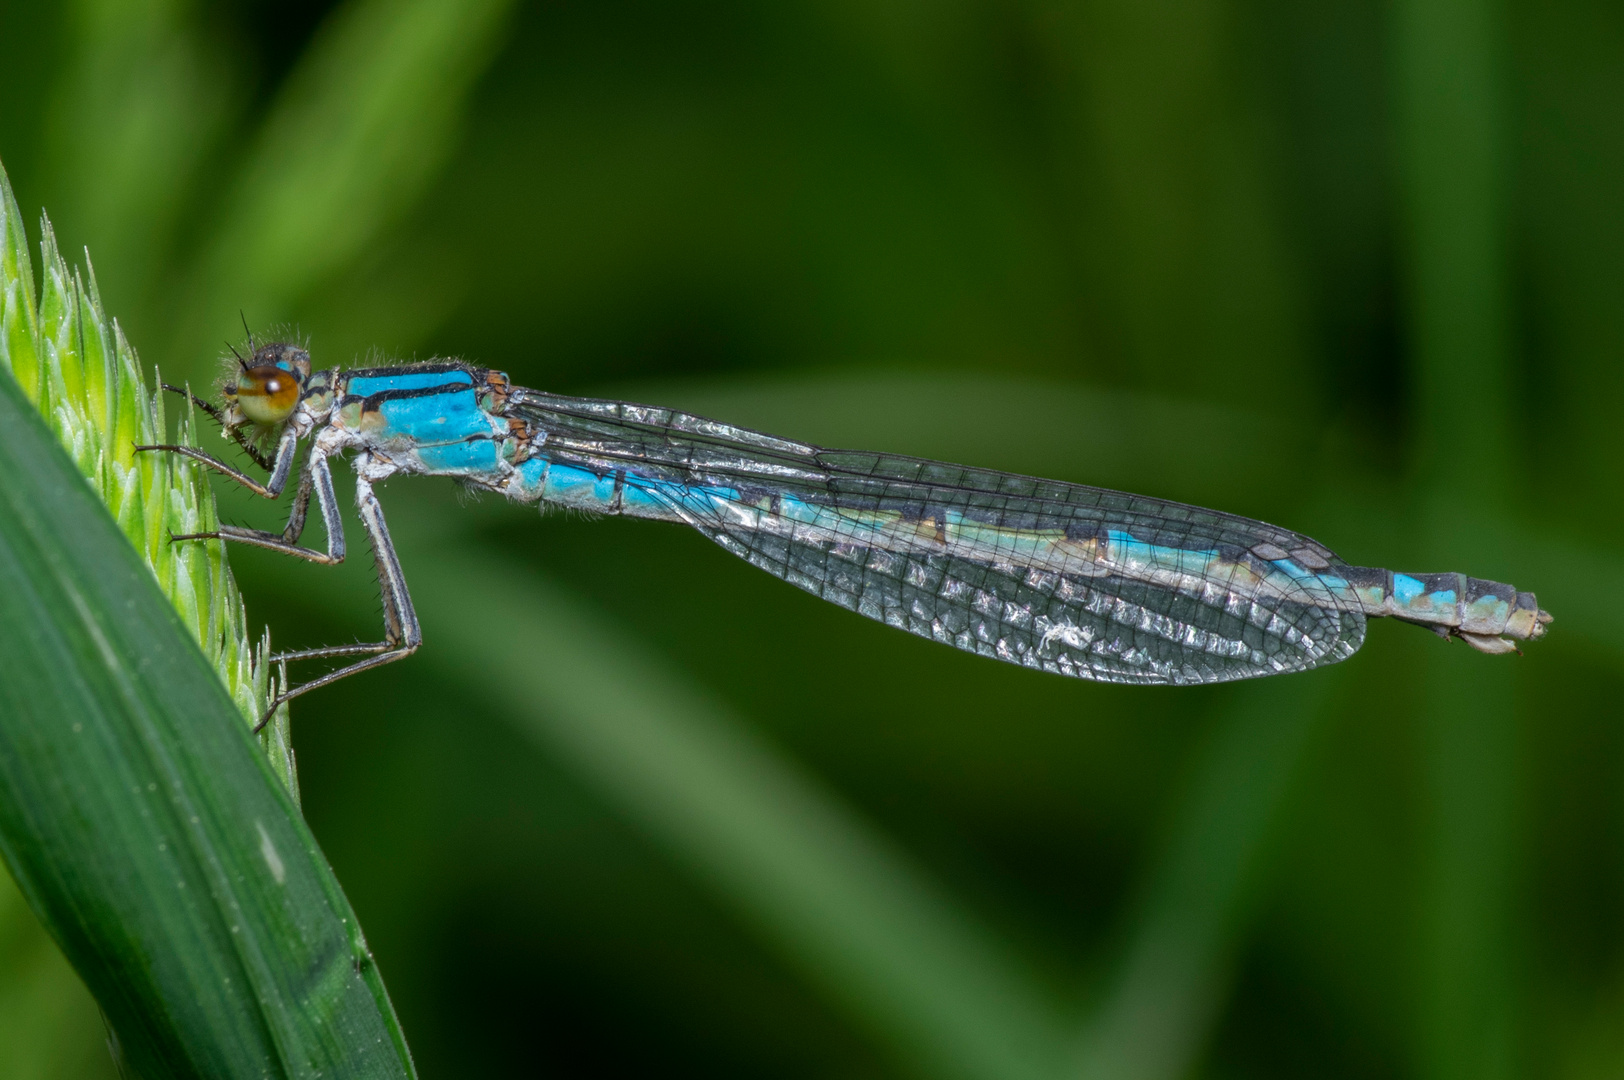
[1076,676,1333,1079]
[0,158,415,1079]
[0,357,415,1078]
[180,0,515,374]
[44,0,232,320]
[1394,0,1521,1072]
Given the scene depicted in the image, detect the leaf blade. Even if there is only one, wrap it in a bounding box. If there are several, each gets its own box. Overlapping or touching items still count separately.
[0,361,415,1079]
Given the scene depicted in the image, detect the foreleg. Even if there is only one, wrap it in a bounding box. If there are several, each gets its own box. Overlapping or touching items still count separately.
[184,448,347,565]
[139,422,300,499]
[158,384,275,471]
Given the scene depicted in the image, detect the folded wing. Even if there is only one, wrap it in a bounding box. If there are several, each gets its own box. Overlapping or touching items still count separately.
[509,389,1366,684]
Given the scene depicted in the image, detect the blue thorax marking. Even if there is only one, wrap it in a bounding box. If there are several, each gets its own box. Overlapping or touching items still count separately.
[326,366,504,478]
[344,367,474,397]
[375,390,487,444]
[337,367,491,451]
[415,438,502,474]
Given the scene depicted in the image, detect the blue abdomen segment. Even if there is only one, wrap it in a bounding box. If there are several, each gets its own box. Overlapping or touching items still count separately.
[506,457,738,520]
[1332,566,1543,640]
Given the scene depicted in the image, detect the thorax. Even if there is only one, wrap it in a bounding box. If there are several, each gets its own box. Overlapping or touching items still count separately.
[298,362,530,484]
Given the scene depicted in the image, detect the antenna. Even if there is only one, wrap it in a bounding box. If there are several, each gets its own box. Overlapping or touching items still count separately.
[240,310,255,353]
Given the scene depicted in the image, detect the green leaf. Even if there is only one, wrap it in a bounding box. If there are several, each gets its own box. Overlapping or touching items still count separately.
[0,158,416,1078]
[0,159,295,791]
[0,359,414,1079]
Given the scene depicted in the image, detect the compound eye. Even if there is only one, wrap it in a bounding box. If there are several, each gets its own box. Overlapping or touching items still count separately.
[235,364,300,425]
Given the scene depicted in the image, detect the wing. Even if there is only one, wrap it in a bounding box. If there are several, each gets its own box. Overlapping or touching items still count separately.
[509,389,1366,685]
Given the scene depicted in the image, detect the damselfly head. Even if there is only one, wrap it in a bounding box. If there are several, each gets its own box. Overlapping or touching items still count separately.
[222,342,311,428]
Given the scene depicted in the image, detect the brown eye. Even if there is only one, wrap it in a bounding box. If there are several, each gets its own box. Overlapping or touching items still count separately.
[235,364,301,425]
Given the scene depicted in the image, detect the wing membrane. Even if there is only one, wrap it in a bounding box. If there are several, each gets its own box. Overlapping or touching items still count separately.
[510,389,1365,684]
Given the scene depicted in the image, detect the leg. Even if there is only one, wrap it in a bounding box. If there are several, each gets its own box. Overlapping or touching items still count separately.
[135,444,279,498]
[137,423,300,498]
[141,424,342,562]
[256,474,419,730]
[190,449,347,566]
[160,384,274,471]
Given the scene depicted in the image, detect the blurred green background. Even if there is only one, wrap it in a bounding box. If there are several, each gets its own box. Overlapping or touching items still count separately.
[1,0,1620,1076]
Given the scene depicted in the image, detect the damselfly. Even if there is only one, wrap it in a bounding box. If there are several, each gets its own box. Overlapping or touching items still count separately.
[141,342,1551,729]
